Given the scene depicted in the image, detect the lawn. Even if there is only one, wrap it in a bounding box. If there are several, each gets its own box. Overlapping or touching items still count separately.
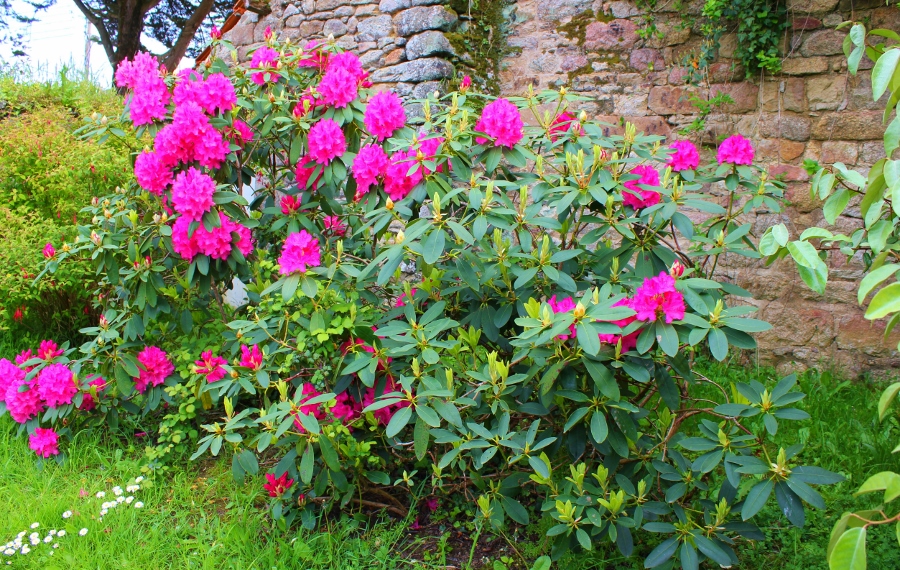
[2,360,898,569]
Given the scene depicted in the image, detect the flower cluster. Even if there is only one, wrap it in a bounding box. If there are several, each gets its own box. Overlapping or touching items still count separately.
[548,295,577,340]
[171,212,254,261]
[364,91,406,141]
[135,346,174,393]
[195,351,227,383]
[240,345,264,370]
[717,134,754,165]
[622,165,661,210]
[278,230,322,275]
[114,52,169,126]
[667,140,700,172]
[475,98,524,148]
[631,271,686,323]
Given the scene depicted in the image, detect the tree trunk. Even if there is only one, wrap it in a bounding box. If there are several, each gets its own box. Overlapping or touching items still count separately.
[160,0,215,72]
[113,0,147,72]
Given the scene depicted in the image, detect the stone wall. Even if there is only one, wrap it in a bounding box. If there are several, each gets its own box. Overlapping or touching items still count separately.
[225,0,900,375]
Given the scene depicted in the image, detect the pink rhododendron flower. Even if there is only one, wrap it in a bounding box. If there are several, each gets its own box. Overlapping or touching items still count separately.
[38,340,63,361]
[362,378,408,426]
[263,472,294,497]
[293,382,326,432]
[460,75,471,92]
[250,46,279,85]
[193,126,231,169]
[296,158,323,191]
[135,346,174,393]
[327,52,368,84]
[364,91,406,141]
[195,351,227,383]
[717,134,754,165]
[78,375,106,411]
[43,243,55,259]
[598,298,639,352]
[211,26,222,40]
[0,358,26,403]
[229,119,253,144]
[307,119,346,164]
[667,140,700,172]
[548,295,577,340]
[298,40,329,70]
[548,112,583,141]
[173,70,236,115]
[134,151,173,195]
[154,101,229,169]
[323,215,347,236]
[331,391,362,424]
[171,216,201,260]
[171,167,216,221]
[280,195,301,215]
[318,65,358,108]
[352,144,389,196]
[632,272,686,324]
[194,218,233,260]
[395,288,417,308]
[29,427,59,458]
[475,98,524,148]
[36,363,77,408]
[622,165,661,210]
[5,377,44,423]
[15,349,33,367]
[115,53,170,126]
[383,149,422,201]
[670,261,685,278]
[278,230,321,275]
[240,345,263,370]
[426,498,439,512]
[418,134,445,175]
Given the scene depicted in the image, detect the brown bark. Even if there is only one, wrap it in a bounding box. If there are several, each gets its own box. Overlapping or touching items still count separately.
[160,0,215,72]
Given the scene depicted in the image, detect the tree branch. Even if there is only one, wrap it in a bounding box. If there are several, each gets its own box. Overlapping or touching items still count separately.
[159,0,214,71]
[71,0,115,62]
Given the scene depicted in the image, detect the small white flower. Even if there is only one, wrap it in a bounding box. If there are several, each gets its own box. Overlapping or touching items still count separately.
[96,492,105,498]
[126,485,139,493]
[112,486,123,496]
[16,532,24,539]
[49,530,57,536]
[57,530,66,537]
[135,476,144,483]
[48,550,54,556]
[53,544,58,549]
[29,539,38,546]
[134,502,144,509]
[43,536,52,543]
[28,533,38,541]
[20,546,29,554]
[62,511,72,519]
[79,528,88,536]
[100,509,108,516]
[125,496,134,504]
[2,549,12,556]
[29,523,39,529]
[116,496,125,504]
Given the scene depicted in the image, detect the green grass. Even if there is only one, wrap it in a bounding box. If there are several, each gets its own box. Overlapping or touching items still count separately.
[2,360,899,569]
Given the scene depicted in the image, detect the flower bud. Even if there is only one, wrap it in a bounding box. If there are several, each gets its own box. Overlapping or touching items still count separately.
[100,116,108,125]
[91,196,99,207]
[395,229,405,244]
[573,303,586,319]
[62,243,71,253]
[99,315,109,329]
[670,261,685,278]
[385,198,394,210]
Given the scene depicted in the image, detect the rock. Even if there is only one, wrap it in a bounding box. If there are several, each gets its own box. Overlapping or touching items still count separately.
[378,37,396,49]
[871,6,900,31]
[759,138,807,161]
[823,13,843,27]
[800,29,846,56]
[537,0,594,20]
[709,82,759,113]
[358,41,377,52]
[317,0,349,9]
[297,20,324,35]
[769,163,810,182]
[379,0,409,12]
[781,56,829,75]
[584,19,639,52]
[718,34,738,59]
[706,61,745,83]
[609,1,641,18]
[560,52,589,72]
[821,141,859,165]
[785,183,824,213]
[759,113,812,141]
[647,86,696,115]
[285,14,304,27]
[393,6,457,36]
[646,18,692,48]
[860,141,887,163]
[812,111,885,140]
[629,48,664,72]
[384,48,405,65]
[412,80,442,98]
[787,0,839,12]
[793,16,821,30]
[227,17,256,45]
[302,0,316,14]
[357,14,393,39]
[668,66,689,84]
[761,78,806,112]
[807,75,846,111]
[335,6,354,16]
[405,30,454,60]
[370,56,453,82]
[323,18,349,36]
[283,4,300,18]
[360,49,384,66]
[355,3,379,15]
[847,71,890,111]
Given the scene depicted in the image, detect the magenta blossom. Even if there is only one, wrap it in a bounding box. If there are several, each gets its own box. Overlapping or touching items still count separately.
[263,472,294,497]
[307,119,346,164]
[29,427,59,458]
[36,363,77,408]
[475,98,524,148]
[632,272,686,324]
[598,298,640,352]
[352,144,389,197]
[240,345,263,370]
[364,91,406,141]
[278,230,321,275]
[547,295,577,340]
[250,46,279,85]
[622,165,661,210]
[323,215,347,236]
[667,140,700,172]
[195,351,227,383]
[135,346,174,393]
[717,134,754,165]
[43,243,55,259]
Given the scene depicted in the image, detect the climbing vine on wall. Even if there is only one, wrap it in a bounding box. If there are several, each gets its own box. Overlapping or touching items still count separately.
[446,0,514,94]
[700,0,788,78]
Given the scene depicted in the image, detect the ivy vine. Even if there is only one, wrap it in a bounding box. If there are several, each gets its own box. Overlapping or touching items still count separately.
[700,0,788,78]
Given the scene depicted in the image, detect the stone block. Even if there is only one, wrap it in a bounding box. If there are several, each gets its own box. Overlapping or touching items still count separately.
[668,66,690,84]
[781,56,829,75]
[710,82,759,113]
[812,111,885,140]
[297,20,325,35]
[335,6,354,16]
[393,6,457,36]
[609,1,641,18]
[718,34,738,58]
[384,48,405,65]
[285,14,304,27]
[860,141,887,164]
[537,0,594,20]
[357,14,393,39]
[360,48,384,66]
[629,48,664,72]
[787,0,839,12]
[370,56,453,82]
[793,16,821,30]
[317,0,350,9]
[769,163,810,182]
[707,61,744,83]
[323,18,349,36]
[412,80,442,98]
[800,29,846,56]
[758,138,807,161]
[584,19,639,52]
[283,4,300,18]
[785,183,824,213]
[759,113,811,141]
[807,75,846,111]
[821,141,859,165]
[379,0,409,12]
[405,31,454,60]
[227,17,256,45]
[560,52,589,72]
[647,85,696,115]
[761,78,806,112]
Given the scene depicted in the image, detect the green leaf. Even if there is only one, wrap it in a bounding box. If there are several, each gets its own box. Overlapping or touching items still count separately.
[385,405,412,438]
[414,417,429,461]
[855,471,900,495]
[867,219,892,254]
[577,322,601,356]
[742,479,774,520]
[530,556,552,570]
[878,383,900,421]
[772,223,790,246]
[798,263,828,295]
[865,282,900,320]
[644,537,678,568]
[858,264,900,303]
[708,328,728,361]
[590,411,608,444]
[886,114,900,158]
[500,495,530,525]
[656,322,678,356]
[873,48,900,101]
[829,527,866,570]
[824,189,852,224]
[282,274,300,302]
[300,275,318,298]
[416,404,441,427]
[236,449,259,476]
[422,229,446,265]
[788,240,823,269]
[299,445,314,484]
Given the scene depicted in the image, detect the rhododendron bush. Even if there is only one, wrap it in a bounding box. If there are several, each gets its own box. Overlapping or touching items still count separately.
[8,32,845,567]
